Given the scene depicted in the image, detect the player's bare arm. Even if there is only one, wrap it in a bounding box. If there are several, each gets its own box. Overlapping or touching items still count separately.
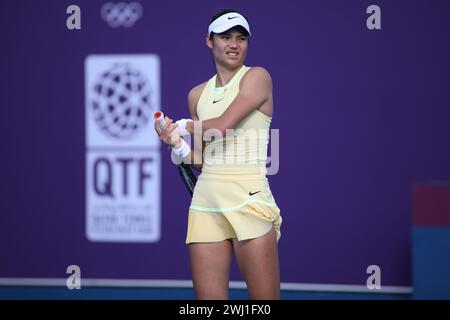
[187,82,207,170]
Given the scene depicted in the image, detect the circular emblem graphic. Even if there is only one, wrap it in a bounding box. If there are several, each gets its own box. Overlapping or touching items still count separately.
[90,63,152,140]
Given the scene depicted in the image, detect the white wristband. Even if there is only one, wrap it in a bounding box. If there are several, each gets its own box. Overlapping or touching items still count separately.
[172,138,191,159]
[175,119,193,136]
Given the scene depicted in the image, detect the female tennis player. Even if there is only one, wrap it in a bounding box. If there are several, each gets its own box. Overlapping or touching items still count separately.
[155,9,282,300]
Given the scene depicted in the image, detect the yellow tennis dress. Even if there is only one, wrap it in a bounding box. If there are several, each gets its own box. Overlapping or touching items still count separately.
[186,65,282,243]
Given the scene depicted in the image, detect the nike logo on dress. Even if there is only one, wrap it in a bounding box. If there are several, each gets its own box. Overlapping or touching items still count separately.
[228,16,238,20]
[213,98,224,104]
[249,191,261,196]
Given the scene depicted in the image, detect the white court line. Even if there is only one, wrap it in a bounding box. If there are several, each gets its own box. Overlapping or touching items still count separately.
[0,278,412,294]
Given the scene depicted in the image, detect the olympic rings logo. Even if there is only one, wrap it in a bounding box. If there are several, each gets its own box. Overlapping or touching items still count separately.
[101,2,143,28]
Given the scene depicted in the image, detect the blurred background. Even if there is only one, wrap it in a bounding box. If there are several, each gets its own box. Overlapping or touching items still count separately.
[0,0,449,300]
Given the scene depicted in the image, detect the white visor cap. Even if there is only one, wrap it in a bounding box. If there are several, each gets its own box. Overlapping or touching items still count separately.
[208,12,251,36]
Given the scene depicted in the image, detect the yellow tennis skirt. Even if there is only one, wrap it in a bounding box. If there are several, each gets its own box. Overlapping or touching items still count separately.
[186,172,282,244]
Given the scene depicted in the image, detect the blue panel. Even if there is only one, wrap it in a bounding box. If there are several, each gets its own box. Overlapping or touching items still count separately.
[412,227,450,299]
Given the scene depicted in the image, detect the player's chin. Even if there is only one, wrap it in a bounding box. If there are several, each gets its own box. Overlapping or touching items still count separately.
[223,56,243,68]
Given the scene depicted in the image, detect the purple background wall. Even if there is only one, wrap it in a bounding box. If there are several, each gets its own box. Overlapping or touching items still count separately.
[1,0,449,287]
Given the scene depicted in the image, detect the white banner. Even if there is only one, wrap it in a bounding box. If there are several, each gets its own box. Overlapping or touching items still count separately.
[85,54,161,242]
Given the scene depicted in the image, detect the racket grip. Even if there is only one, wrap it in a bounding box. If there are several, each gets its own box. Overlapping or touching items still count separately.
[154,111,167,129]
[154,111,182,146]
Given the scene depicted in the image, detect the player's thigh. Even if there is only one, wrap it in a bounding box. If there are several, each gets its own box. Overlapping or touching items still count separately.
[232,228,280,299]
[189,240,233,299]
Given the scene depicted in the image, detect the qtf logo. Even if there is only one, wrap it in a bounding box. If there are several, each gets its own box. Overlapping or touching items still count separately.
[85,54,161,243]
[90,63,152,140]
[101,2,143,28]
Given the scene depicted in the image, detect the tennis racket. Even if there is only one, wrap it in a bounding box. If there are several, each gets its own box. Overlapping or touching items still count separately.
[154,111,197,197]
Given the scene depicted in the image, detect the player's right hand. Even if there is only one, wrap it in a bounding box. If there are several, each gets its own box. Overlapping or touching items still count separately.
[154,116,182,147]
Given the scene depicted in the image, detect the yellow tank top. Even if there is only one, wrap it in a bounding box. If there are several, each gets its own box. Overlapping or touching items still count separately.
[196,65,272,174]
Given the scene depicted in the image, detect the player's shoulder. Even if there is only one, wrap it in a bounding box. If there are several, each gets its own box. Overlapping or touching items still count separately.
[248,66,271,77]
[243,66,272,84]
[241,66,272,89]
[188,81,208,103]
[187,81,208,118]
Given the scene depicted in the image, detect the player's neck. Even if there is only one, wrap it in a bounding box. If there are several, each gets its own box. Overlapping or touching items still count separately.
[215,64,243,88]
